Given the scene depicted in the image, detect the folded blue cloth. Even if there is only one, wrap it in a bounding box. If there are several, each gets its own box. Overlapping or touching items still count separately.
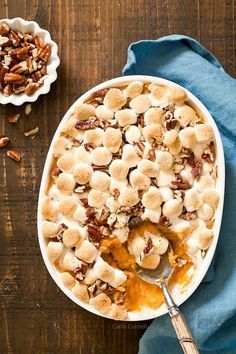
[123,35,236,353]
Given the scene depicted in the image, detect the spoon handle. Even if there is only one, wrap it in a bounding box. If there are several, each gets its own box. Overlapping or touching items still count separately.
[161,282,199,354]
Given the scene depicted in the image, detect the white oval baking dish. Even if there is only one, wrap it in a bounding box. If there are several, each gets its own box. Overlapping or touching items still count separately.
[37,75,225,321]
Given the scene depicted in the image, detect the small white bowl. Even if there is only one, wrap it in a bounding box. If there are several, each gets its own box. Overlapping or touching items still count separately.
[37,75,225,321]
[0,18,60,105]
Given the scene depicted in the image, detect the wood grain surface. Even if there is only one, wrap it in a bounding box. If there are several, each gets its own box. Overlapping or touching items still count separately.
[0,1,235,353]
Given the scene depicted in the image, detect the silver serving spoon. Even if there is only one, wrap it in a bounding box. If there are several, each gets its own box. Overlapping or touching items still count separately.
[131,219,199,354]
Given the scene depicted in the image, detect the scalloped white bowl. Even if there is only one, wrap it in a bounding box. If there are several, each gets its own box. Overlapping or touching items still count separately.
[0,18,60,105]
[37,75,225,321]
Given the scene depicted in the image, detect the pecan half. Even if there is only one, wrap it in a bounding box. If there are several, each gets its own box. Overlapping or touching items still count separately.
[4,72,25,84]
[87,224,102,243]
[6,149,22,161]
[25,82,39,96]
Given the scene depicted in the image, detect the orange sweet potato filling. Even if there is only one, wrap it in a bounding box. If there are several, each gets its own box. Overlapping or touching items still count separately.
[100,222,193,312]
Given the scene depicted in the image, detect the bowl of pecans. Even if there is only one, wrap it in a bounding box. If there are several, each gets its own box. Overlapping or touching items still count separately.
[0,18,60,105]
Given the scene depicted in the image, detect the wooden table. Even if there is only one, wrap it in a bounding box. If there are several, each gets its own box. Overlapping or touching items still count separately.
[0,1,235,353]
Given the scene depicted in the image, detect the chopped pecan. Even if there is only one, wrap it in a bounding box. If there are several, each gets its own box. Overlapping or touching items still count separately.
[24,126,39,137]
[191,160,202,178]
[174,190,185,203]
[180,211,197,221]
[159,215,171,227]
[97,206,110,223]
[7,113,20,124]
[3,83,12,96]
[170,174,190,190]
[112,188,120,199]
[86,207,96,219]
[38,44,51,61]
[165,119,177,130]
[51,166,61,177]
[202,153,212,163]
[143,238,154,256]
[147,148,156,161]
[80,198,89,207]
[134,141,145,156]
[92,88,109,103]
[75,118,99,130]
[0,133,9,148]
[74,262,88,280]
[91,164,107,172]
[137,113,145,127]
[57,223,68,242]
[0,23,10,36]
[83,143,94,151]
[114,291,125,305]
[25,104,32,115]
[87,224,102,243]
[6,149,22,161]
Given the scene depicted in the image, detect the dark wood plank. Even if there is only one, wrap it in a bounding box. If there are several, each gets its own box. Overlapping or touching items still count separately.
[0,0,235,353]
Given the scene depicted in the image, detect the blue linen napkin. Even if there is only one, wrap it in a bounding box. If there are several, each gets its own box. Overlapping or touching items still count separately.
[123,35,236,353]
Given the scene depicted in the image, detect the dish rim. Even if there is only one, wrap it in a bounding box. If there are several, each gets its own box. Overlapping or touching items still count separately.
[0,17,60,105]
[37,75,225,321]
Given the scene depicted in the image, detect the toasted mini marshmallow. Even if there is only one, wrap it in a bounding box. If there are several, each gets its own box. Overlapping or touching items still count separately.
[109,178,128,193]
[174,105,197,127]
[57,152,77,173]
[53,136,69,157]
[170,218,192,238]
[95,104,114,120]
[112,226,129,243]
[163,129,178,146]
[109,269,127,288]
[156,169,175,187]
[123,81,143,98]
[84,269,98,285]
[144,107,164,125]
[73,204,87,224]
[148,83,169,104]
[197,228,213,250]
[60,272,76,289]
[93,257,114,282]
[201,189,219,208]
[128,235,146,257]
[109,304,127,320]
[89,293,111,314]
[194,123,214,143]
[195,175,215,192]
[159,187,173,201]
[129,94,151,114]
[84,128,104,146]
[122,144,140,167]
[138,159,159,177]
[142,186,162,209]
[42,220,59,238]
[142,207,161,223]
[184,188,202,212]
[118,187,139,207]
[72,282,89,302]
[42,196,58,222]
[56,173,76,192]
[105,197,120,213]
[178,127,196,149]
[47,241,64,262]
[90,147,112,165]
[103,127,122,153]
[109,160,129,180]
[75,240,97,263]
[125,125,141,144]
[152,235,169,255]
[75,103,96,121]
[143,123,163,144]
[88,189,108,208]
[63,227,84,248]
[168,137,182,155]
[192,143,207,159]
[155,151,173,170]
[169,86,187,105]
[162,199,183,218]
[180,169,194,186]
[197,203,214,221]
[129,169,151,190]
[62,116,81,139]
[115,109,137,127]
[59,250,81,271]
[103,88,126,111]
[90,171,110,191]
[138,254,161,270]
[73,163,93,185]
[58,196,77,216]
[76,146,92,164]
